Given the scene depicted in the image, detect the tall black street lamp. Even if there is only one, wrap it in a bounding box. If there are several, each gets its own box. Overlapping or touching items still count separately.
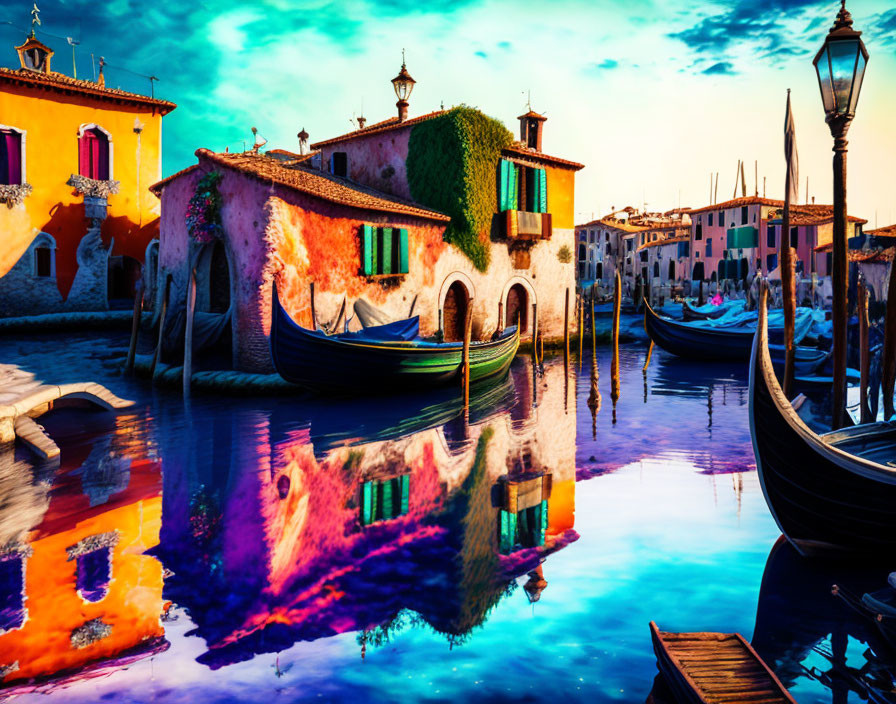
[813,0,868,429]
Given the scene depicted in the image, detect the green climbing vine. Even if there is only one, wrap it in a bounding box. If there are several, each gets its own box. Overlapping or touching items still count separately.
[406,106,513,272]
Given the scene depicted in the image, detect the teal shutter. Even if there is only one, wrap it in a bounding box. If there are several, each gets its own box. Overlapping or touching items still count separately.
[361,482,373,525]
[400,474,409,515]
[379,228,393,275]
[361,225,374,275]
[537,169,547,213]
[381,479,393,520]
[398,229,409,274]
[499,510,518,554]
[509,163,519,211]
[498,160,508,211]
[537,499,548,546]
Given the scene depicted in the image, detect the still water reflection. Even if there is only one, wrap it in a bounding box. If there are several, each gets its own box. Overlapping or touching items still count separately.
[0,332,890,702]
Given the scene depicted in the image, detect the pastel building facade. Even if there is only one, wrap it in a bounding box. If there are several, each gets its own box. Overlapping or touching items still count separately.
[153,79,583,374]
[0,28,174,317]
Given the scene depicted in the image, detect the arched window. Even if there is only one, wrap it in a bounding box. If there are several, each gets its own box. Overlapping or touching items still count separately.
[79,126,111,180]
[0,126,25,185]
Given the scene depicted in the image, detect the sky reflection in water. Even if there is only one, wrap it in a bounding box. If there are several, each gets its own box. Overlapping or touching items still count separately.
[0,332,886,703]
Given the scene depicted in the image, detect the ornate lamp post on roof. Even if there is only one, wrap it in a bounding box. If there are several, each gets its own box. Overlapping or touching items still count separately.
[813,0,868,429]
[391,51,416,122]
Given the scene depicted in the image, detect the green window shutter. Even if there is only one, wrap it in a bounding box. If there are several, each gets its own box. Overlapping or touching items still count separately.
[499,510,518,554]
[509,163,519,211]
[361,225,374,275]
[537,168,547,213]
[379,227,393,275]
[400,474,409,515]
[498,160,509,211]
[381,479,393,520]
[361,482,373,525]
[537,499,548,546]
[398,228,409,274]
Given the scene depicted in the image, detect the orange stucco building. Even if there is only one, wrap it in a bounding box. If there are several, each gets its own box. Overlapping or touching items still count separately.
[0,26,175,316]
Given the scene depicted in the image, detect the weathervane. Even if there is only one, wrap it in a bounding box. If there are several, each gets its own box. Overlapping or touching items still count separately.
[29,3,41,37]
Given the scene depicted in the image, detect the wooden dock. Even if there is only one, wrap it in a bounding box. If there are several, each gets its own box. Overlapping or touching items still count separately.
[0,364,134,459]
[649,622,797,704]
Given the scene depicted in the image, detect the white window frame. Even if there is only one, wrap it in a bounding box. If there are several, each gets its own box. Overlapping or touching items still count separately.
[0,124,26,184]
[77,123,114,179]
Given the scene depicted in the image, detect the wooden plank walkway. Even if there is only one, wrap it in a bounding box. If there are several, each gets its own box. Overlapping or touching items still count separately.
[0,364,134,452]
[649,622,797,704]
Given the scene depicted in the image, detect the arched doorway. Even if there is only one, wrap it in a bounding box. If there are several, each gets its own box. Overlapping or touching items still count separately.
[209,239,230,314]
[505,283,529,333]
[107,255,141,304]
[442,280,469,342]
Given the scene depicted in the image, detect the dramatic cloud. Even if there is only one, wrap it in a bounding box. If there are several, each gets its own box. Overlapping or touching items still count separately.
[702,61,735,75]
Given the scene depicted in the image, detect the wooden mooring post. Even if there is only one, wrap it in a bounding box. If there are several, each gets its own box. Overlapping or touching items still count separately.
[125,280,144,374]
[531,302,538,366]
[309,282,317,330]
[577,289,584,368]
[883,260,896,420]
[183,267,197,396]
[563,288,570,362]
[461,302,474,413]
[858,281,871,423]
[150,275,171,381]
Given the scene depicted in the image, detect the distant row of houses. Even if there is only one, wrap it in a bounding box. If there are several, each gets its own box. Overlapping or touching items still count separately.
[575,196,895,297]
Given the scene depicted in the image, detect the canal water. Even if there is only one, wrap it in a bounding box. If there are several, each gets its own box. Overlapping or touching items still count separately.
[0,331,887,703]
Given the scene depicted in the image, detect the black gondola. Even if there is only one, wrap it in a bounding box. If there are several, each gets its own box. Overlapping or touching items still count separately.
[749,290,896,556]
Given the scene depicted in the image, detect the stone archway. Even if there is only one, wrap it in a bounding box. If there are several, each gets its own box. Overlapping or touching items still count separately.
[443,280,470,342]
[505,282,529,333]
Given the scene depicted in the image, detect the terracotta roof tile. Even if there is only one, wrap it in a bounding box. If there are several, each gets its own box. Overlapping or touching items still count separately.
[0,67,176,114]
[517,110,547,120]
[186,150,450,222]
[501,144,584,171]
[265,148,318,163]
[576,217,647,233]
[310,111,446,149]
[767,204,867,226]
[689,196,784,215]
[867,224,896,237]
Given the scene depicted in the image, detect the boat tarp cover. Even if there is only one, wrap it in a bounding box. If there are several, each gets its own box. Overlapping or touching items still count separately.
[332,316,420,342]
[354,298,393,328]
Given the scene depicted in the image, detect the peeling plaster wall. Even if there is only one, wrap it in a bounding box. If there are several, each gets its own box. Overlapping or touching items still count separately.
[318,128,412,200]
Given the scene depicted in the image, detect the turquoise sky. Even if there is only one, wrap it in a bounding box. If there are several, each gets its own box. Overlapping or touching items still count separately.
[3,0,895,224]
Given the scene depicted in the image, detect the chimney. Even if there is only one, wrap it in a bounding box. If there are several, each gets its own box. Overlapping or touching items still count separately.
[357,115,367,129]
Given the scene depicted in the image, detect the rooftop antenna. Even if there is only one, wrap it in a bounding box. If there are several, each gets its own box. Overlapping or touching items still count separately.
[251,126,267,153]
[149,75,158,100]
[66,36,79,79]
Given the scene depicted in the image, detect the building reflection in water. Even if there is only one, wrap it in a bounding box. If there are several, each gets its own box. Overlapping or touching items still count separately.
[155,359,577,667]
[0,410,167,694]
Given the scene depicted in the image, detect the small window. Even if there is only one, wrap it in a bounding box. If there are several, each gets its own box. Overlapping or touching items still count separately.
[790,226,798,248]
[360,475,410,525]
[741,206,748,224]
[707,213,713,227]
[0,554,25,632]
[35,246,52,277]
[0,129,23,185]
[332,152,348,178]
[695,223,703,240]
[767,225,776,248]
[79,127,110,180]
[706,238,712,258]
[76,547,112,602]
[499,500,548,554]
[718,210,725,226]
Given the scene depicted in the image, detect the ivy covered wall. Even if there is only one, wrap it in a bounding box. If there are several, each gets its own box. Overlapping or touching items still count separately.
[406,107,512,272]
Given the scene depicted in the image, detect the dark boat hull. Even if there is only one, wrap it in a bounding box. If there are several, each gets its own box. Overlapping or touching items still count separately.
[645,300,826,373]
[749,294,896,556]
[270,288,520,393]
